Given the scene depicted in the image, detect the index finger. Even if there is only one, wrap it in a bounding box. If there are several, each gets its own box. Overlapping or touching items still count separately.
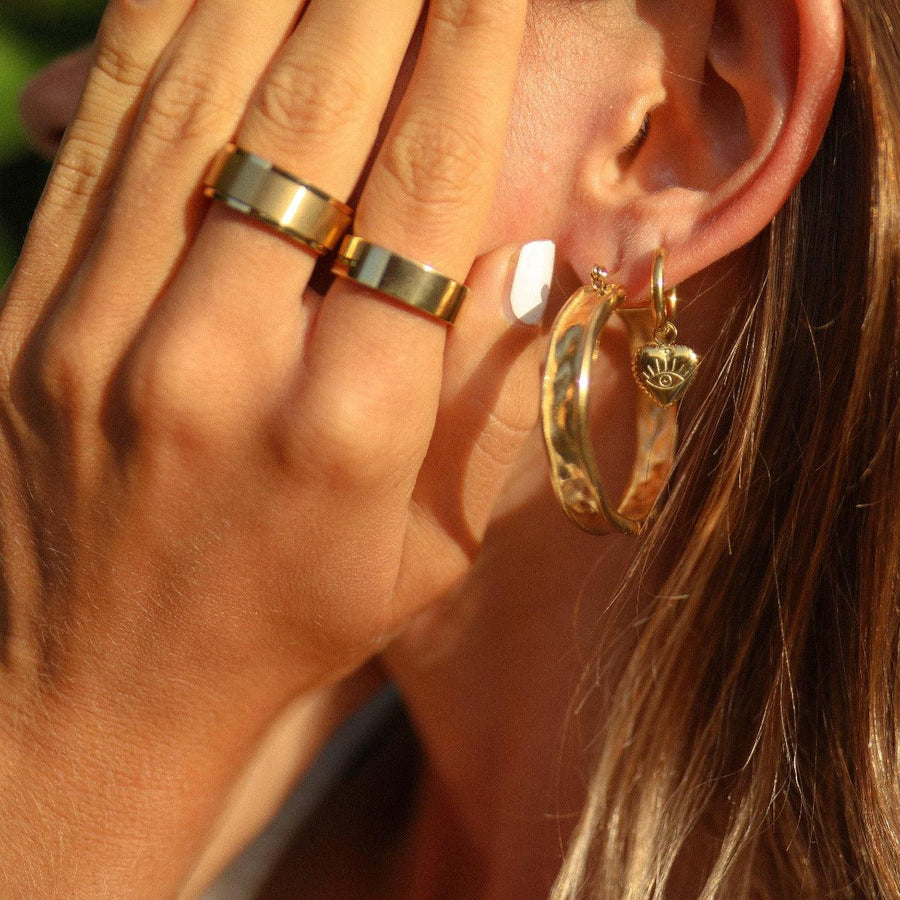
[355,0,529,272]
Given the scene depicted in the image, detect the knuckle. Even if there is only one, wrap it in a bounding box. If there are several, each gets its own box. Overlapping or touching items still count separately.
[139,58,240,148]
[430,0,475,29]
[46,129,109,205]
[91,34,151,92]
[33,326,99,427]
[380,111,486,216]
[470,396,536,471]
[123,348,215,453]
[254,53,369,147]
[430,0,514,31]
[284,388,412,489]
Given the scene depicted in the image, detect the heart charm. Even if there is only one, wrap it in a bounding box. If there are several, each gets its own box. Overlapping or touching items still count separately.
[633,343,700,408]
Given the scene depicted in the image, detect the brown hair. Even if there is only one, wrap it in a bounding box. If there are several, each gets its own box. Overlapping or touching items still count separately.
[553,1,900,896]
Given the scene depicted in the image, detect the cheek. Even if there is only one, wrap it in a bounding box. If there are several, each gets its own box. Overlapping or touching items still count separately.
[482,30,608,251]
[19,48,93,160]
[481,6,659,259]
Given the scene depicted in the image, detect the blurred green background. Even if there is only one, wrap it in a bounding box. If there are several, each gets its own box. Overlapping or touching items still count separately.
[0,0,106,283]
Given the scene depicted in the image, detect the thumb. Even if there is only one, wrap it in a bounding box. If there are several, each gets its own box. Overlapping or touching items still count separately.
[410,240,556,571]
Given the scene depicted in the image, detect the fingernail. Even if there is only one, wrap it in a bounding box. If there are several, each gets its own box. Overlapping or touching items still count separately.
[509,240,555,326]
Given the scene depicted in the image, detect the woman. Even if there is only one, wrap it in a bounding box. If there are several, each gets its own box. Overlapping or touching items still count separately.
[5,0,898,896]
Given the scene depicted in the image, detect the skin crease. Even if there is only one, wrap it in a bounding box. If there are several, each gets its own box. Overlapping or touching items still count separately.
[16,0,842,897]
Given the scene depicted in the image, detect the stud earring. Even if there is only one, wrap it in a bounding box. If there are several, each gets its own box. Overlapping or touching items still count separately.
[541,250,699,535]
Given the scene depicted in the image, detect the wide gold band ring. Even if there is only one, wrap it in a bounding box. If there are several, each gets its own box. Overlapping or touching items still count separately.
[203,145,353,255]
[541,277,678,535]
[331,236,469,325]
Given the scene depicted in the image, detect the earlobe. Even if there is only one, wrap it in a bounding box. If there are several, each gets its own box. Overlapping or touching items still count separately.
[569,0,844,298]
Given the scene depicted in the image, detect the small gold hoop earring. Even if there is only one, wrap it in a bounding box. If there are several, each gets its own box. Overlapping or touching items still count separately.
[632,250,700,407]
[541,251,700,536]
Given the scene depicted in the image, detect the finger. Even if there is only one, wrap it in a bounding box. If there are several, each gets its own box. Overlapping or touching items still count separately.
[6,0,195,317]
[144,0,426,382]
[357,0,529,270]
[42,0,307,373]
[298,0,529,473]
[400,242,555,603]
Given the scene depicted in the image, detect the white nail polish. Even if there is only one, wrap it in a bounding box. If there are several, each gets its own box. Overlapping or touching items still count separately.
[509,240,555,326]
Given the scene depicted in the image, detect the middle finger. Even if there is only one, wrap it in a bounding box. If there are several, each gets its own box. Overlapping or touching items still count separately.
[154,0,427,351]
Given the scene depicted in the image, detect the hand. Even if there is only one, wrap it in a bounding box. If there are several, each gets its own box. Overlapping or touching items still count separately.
[0,0,541,894]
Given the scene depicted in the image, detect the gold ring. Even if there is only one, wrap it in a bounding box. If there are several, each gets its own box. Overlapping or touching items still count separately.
[203,145,353,255]
[331,236,469,325]
[541,271,678,535]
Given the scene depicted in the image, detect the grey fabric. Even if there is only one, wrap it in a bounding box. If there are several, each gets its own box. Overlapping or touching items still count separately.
[201,685,402,900]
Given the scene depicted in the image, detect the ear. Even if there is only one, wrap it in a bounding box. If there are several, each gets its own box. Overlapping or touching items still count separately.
[564,0,845,297]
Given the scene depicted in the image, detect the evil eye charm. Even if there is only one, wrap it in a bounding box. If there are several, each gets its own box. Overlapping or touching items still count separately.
[633,343,700,407]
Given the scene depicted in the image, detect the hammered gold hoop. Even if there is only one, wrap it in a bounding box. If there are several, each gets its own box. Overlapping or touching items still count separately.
[541,267,679,536]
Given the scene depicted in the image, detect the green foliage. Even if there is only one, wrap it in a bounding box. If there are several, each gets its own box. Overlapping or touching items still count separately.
[0,29,40,165]
[2,0,107,46]
[0,0,105,283]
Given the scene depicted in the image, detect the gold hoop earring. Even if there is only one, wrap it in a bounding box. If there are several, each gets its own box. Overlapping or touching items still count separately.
[541,251,700,535]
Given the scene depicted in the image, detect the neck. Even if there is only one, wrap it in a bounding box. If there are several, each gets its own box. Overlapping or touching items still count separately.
[381,262,733,897]
[384,432,640,898]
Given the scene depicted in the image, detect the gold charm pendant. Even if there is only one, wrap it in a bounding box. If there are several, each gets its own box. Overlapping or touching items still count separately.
[632,251,700,408]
